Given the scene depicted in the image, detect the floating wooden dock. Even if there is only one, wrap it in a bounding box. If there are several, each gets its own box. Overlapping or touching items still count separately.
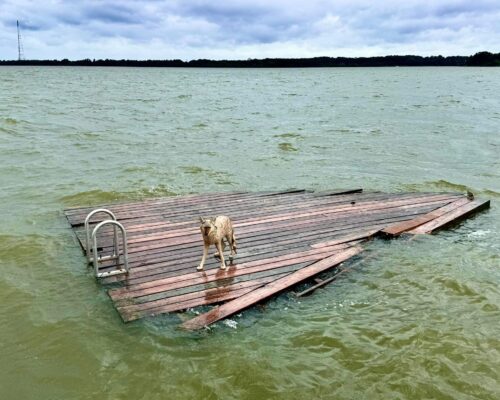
[64,189,490,330]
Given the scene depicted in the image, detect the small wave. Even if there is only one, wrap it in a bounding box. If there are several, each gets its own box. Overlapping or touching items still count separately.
[2,117,18,125]
[60,186,176,207]
[433,276,480,298]
[139,98,160,103]
[61,131,101,140]
[482,189,500,198]
[0,233,47,256]
[274,132,304,139]
[0,126,19,136]
[123,165,155,173]
[182,166,206,175]
[181,166,234,185]
[402,180,470,193]
[278,142,298,152]
[0,233,59,284]
[222,319,238,329]
[82,132,101,139]
[467,230,491,238]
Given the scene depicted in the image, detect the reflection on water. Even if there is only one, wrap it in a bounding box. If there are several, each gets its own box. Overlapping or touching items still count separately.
[0,66,499,399]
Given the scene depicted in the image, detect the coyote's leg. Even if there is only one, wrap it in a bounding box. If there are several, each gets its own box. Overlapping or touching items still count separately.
[214,239,226,258]
[216,241,226,269]
[197,243,209,271]
[227,233,236,261]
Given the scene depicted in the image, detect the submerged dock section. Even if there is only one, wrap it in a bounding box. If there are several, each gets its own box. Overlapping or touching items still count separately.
[64,189,489,329]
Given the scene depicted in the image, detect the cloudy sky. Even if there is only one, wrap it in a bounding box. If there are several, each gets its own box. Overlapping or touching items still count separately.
[1,0,499,60]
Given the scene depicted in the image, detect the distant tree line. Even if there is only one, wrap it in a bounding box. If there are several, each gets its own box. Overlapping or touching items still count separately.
[466,51,500,66]
[1,52,499,67]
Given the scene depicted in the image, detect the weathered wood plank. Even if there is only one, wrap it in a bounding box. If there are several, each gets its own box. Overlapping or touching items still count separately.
[121,273,298,322]
[380,197,470,237]
[118,271,297,321]
[95,198,454,280]
[98,211,433,283]
[91,194,458,253]
[65,191,262,226]
[123,285,258,322]
[116,263,308,312]
[68,190,387,233]
[94,201,437,277]
[181,246,363,330]
[73,195,445,252]
[130,195,453,243]
[64,191,252,216]
[96,204,449,263]
[108,243,357,301]
[97,203,449,280]
[67,190,306,227]
[67,190,453,230]
[67,188,344,225]
[100,234,369,286]
[67,190,346,232]
[407,199,490,234]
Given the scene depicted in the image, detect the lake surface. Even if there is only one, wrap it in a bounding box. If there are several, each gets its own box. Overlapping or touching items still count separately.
[0,66,499,399]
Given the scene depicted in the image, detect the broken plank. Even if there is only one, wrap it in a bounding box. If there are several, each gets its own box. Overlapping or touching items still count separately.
[407,199,490,234]
[181,246,363,330]
[295,273,341,297]
[114,261,313,309]
[380,197,470,237]
[108,243,357,301]
[119,272,293,322]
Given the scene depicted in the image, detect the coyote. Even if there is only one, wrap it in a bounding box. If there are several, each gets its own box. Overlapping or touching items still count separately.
[197,216,237,271]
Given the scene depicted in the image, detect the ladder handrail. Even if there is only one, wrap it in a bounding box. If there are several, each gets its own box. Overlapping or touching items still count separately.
[91,220,129,278]
[84,209,117,263]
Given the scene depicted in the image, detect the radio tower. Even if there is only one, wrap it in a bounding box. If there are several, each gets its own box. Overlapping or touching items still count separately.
[17,20,25,61]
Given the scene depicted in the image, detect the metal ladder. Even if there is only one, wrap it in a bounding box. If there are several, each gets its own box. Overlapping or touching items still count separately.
[84,209,129,278]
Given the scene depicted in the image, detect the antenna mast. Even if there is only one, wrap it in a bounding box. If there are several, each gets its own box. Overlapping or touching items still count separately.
[17,20,25,61]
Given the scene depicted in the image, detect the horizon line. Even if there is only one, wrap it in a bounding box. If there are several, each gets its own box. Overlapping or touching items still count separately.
[1,52,498,67]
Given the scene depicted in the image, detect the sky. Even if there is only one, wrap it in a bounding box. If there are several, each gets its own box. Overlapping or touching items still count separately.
[1,0,499,60]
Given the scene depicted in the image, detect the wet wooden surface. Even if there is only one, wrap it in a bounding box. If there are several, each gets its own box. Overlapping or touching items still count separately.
[64,189,489,327]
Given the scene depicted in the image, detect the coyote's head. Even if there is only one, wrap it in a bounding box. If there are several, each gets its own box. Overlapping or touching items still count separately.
[199,217,216,237]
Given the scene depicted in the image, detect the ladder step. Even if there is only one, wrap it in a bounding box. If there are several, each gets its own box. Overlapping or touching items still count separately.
[97,269,128,278]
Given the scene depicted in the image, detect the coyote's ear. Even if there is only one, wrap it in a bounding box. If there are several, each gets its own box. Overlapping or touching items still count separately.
[199,217,204,223]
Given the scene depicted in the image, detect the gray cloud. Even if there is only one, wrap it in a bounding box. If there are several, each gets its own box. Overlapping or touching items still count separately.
[0,0,499,60]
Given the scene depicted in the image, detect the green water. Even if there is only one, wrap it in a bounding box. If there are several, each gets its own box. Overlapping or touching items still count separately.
[0,66,499,399]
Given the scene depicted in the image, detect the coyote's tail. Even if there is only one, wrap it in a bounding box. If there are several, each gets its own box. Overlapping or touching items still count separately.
[231,232,237,254]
